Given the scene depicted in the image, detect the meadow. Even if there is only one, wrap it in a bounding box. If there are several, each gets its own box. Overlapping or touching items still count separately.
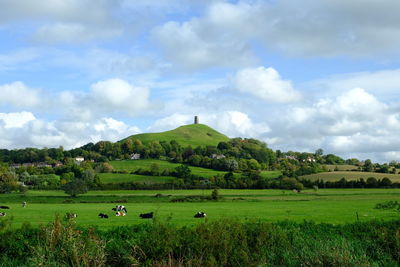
[301,171,400,182]
[1,188,399,228]
[110,159,228,178]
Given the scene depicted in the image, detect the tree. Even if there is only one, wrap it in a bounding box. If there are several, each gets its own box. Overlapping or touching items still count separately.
[63,179,88,197]
[363,159,374,172]
[0,170,19,193]
[175,164,191,179]
[211,189,220,200]
[315,148,324,156]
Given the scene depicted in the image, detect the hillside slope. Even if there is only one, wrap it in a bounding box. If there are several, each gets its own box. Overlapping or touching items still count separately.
[120,124,230,147]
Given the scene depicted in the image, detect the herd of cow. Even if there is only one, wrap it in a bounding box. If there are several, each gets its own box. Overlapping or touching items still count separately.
[0,204,207,220]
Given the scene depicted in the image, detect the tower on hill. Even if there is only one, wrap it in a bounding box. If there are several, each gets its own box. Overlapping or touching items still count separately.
[194,116,199,124]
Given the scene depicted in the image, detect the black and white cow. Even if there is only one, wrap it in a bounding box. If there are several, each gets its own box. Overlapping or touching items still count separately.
[112,205,127,213]
[0,212,6,217]
[139,212,153,219]
[98,213,109,219]
[194,212,206,218]
[0,206,10,209]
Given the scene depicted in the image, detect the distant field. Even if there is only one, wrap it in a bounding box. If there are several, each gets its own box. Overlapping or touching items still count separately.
[110,159,227,178]
[98,173,176,184]
[301,171,400,182]
[1,189,400,228]
[323,165,359,171]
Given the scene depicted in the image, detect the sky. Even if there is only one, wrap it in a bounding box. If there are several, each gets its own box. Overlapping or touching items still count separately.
[1,0,400,162]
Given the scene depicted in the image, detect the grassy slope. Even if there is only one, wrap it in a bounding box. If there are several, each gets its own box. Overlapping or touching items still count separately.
[2,189,400,228]
[301,171,400,182]
[120,124,229,147]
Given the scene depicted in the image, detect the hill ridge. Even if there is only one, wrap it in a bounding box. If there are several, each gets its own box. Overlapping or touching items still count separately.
[120,123,229,147]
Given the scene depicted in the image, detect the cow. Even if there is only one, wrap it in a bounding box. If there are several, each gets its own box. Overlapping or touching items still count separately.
[0,212,6,217]
[112,205,127,213]
[98,213,109,219]
[65,212,77,219]
[194,212,206,218]
[115,211,126,216]
[0,206,10,209]
[139,212,153,219]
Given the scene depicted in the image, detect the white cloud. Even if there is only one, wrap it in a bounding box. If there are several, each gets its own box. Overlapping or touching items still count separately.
[310,69,400,99]
[234,66,301,103]
[0,112,142,149]
[90,78,150,115]
[0,49,39,72]
[0,0,121,43]
[153,0,400,65]
[0,111,35,128]
[153,12,256,69]
[264,88,400,161]
[32,23,121,44]
[0,81,41,107]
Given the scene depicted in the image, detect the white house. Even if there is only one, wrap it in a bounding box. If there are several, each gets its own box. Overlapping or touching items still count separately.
[130,153,141,160]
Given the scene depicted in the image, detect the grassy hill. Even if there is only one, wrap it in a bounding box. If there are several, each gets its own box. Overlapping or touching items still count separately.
[300,171,400,182]
[120,124,229,147]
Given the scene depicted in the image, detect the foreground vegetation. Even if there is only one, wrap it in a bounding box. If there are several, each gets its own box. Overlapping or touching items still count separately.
[0,216,399,266]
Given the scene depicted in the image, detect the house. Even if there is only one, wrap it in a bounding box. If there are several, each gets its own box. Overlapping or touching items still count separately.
[211,154,226,159]
[75,157,84,164]
[130,153,141,160]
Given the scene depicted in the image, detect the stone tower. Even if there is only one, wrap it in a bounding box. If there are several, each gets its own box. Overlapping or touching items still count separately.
[194,116,199,124]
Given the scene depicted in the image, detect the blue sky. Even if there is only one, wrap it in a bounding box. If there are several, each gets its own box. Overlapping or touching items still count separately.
[1,0,400,162]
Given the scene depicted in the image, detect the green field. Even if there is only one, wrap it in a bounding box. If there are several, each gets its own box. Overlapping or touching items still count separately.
[1,189,399,228]
[121,124,229,147]
[301,171,400,182]
[110,159,228,178]
[98,173,176,183]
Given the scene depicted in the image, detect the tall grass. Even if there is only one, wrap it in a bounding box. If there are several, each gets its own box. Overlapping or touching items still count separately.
[0,217,399,266]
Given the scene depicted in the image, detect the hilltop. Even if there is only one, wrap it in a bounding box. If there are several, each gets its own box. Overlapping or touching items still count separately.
[120,124,230,147]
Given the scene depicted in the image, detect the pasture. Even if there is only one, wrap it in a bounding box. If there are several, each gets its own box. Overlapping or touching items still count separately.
[110,159,228,178]
[1,189,399,228]
[301,171,400,182]
[98,173,176,184]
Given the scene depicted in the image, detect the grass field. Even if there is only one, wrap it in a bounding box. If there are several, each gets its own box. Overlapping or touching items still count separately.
[110,159,228,178]
[98,173,176,183]
[301,171,400,182]
[110,159,282,181]
[1,189,399,228]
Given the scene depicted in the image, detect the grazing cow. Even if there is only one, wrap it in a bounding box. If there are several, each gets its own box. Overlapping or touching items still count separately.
[112,205,127,213]
[139,212,153,219]
[0,206,10,209]
[98,213,109,219]
[115,211,126,216]
[0,212,6,217]
[194,212,206,218]
[65,212,77,219]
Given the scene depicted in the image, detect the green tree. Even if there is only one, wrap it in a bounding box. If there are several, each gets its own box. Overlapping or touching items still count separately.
[211,189,220,200]
[175,165,191,179]
[0,170,19,193]
[63,179,88,197]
